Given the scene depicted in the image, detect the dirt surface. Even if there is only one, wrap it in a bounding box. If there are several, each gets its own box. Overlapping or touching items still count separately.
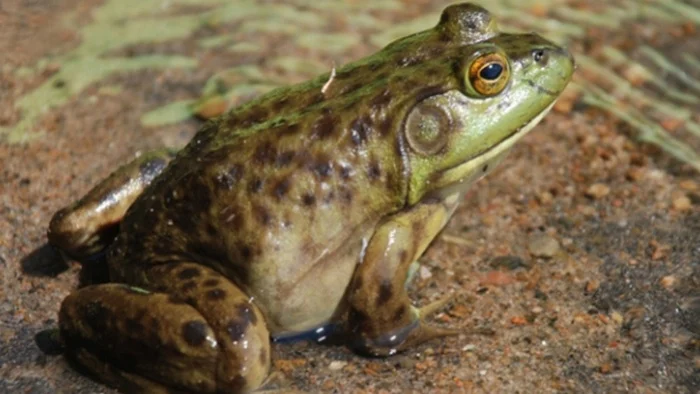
[1,1,699,393]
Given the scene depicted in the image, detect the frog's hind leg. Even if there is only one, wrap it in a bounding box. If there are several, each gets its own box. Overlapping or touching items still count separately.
[48,149,177,259]
[59,262,270,393]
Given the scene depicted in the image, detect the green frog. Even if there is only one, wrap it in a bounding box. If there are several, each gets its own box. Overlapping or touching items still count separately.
[47,3,574,393]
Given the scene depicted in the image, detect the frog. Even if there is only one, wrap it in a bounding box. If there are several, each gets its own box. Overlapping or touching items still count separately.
[47,3,574,393]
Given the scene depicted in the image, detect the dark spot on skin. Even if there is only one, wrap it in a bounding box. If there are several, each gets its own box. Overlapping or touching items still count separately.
[370,89,393,108]
[368,161,381,180]
[347,306,370,332]
[221,206,244,229]
[125,318,144,333]
[313,161,332,178]
[205,223,217,237]
[378,117,393,136]
[206,288,227,300]
[226,319,248,341]
[171,211,197,235]
[278,122,300,136]
[305,92,325,108]
[216,164,242,190]
[168,294,187,304]
[339,165,352,179]
[398,249,408,263]
[259,347,268,365]
[182,320,209,346]
[241,107,269,128]
[276,150,295,167]
[181,281,197,292]
[240,245,252,260]
[302,193,316,207]
[254,142,276,164]
[272,178,290,199]
[393,305,407,321]
[204,279,219,287]
[149,317,161,332]
[354,276,363,290]
[350,116,373,145]
[311,110,338,140]
[253,204,271,226]
[249,177,263,193]
[271,97,289,112]
[339,82,363,96]
[411,220,424,240]
[229,375,248,392]
[237,303,258,325]
[438,30,451,42]
[340,187,353,203]
[482,164,489,172]
[376,281,394,306]
[82,301,109,332]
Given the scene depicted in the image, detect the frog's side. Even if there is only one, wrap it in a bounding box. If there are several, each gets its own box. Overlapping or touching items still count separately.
[48,3,574,393]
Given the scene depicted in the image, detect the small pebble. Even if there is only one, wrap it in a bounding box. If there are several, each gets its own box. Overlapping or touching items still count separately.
[611,311,624,324]
[659,275,676,289]
[489,255,530,271]
[419,266,432,280]
[679,180,698,191]
[585,183,610,199]
[328,361,347,371]
[672,195,692,212]
[462,344,476,352]
[585,280,600,295]
[527,234,560,258]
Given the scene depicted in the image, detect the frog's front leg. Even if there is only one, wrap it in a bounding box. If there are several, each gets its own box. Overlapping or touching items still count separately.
[347,194,461,356]
[48,149,177,259]
[59,262,270,393]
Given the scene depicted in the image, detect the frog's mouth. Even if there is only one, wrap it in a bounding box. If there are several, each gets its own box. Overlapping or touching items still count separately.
[430,101,556,194]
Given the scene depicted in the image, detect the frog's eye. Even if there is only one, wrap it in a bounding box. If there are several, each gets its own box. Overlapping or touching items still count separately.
[466,52,510,97]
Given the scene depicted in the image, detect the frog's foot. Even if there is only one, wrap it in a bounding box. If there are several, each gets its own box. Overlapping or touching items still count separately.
[349,293,459,357]
[59,262,271,393]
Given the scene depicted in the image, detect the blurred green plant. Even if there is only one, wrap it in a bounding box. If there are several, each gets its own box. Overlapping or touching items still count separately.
[4,0,700,171]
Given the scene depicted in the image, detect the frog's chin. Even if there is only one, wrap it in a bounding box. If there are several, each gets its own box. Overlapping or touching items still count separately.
[430,101,556,197]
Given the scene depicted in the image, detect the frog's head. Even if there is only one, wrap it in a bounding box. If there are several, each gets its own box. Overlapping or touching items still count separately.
[404,3,575,204]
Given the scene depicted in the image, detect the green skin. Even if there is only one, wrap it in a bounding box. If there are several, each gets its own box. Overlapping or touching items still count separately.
[48,3,574,393]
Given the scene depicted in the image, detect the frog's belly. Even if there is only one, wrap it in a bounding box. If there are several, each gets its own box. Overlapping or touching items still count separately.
[248,234,369,336]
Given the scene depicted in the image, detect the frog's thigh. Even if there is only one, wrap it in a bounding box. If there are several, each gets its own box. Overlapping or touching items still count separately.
[48,148,177,259]
[60,263,270,393]
[347,194,460,356]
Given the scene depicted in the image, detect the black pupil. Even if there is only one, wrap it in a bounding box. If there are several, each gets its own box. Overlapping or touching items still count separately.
[480,63,503,80]
[534,50,544,62]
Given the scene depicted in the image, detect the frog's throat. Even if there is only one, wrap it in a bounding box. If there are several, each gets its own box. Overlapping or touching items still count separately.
[430,101,556,193]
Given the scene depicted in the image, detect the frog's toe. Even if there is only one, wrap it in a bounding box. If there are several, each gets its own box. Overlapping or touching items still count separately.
[418,293,455,318]
[399,319,461,352]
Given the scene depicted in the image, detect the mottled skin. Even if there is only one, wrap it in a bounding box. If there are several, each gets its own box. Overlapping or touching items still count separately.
[48,4,574,393]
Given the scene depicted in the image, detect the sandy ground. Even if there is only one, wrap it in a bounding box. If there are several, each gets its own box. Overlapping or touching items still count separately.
[1,1,699,393]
